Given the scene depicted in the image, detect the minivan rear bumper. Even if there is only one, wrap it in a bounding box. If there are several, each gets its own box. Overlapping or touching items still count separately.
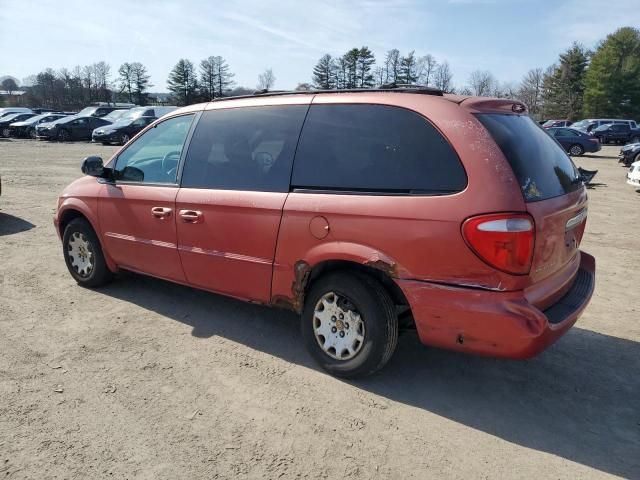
[396,251,595,359]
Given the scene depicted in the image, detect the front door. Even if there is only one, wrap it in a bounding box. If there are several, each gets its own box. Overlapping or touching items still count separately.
[175,103,309,302]
[98,113,196,282]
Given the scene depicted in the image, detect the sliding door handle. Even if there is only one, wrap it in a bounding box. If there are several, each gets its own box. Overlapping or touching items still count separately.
[151,206,172,219]
[179,209,203,224]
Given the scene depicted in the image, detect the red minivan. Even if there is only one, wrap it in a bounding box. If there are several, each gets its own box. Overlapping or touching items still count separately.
[54,87,595,378]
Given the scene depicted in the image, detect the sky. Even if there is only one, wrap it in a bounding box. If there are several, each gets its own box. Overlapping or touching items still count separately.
[1,0,639,91]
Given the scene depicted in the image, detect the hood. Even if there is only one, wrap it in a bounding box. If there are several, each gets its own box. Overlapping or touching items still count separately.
[622,142,640,151]
[9,120,30,127]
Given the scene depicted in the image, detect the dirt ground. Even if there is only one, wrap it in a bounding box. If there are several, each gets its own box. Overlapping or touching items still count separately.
[0,138,638,479]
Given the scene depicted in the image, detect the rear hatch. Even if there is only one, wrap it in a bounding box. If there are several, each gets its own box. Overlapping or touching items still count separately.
[476,113,587,284]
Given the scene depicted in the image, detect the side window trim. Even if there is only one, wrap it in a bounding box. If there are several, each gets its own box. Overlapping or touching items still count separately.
[113,112,200,187]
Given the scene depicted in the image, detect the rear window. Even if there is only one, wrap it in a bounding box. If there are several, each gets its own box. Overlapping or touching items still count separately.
[291,104,467,194]
[476,114,581,202]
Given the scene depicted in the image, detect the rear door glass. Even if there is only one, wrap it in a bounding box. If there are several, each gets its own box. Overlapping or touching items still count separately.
[292,104,467,194]
[476,114,581,202]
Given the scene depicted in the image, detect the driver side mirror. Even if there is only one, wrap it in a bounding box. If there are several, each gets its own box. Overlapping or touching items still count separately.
[81,156,104,177]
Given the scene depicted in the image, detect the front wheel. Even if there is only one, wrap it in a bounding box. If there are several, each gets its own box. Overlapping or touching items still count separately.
[120,133,130,145]
[1,127,10,138]
[28,128,36,139]
[62,218,113,288]
[568,144,584,156]
[301,272,398,378]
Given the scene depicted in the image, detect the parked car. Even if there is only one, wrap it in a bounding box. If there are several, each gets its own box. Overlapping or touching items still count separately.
[0,112,37,137]
[619,142,640,167]
[36,115,112,141]
[627,161,640,188]
[542,119,572,128]
[75,103,135,118]
[9,112,69,138]
[591,123,640,145]
[571,118,638,134]
[0,107,32,119]
[546,127,601,156]
[54,89,595,378]
[92,106,178,145]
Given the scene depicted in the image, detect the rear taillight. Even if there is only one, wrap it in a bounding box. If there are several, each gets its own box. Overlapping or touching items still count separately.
[462,213,535,275]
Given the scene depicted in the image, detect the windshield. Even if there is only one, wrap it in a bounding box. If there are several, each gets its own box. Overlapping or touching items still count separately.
[76,107,98,116]
[103,110,127,122]
[594,124,612,132]
[571,120,590,129]
[476,114,581,202]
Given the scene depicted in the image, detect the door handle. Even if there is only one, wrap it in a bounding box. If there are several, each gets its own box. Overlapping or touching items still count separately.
[179,209,203,224]
[151,206,172,219]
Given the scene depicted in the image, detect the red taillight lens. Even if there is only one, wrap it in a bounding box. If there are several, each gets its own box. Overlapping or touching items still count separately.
[462,213,535,275]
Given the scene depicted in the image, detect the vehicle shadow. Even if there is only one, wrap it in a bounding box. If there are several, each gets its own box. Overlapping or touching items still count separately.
[0,212,35,236]
[586,182,607,189]
[97,273,640,478]
[583,154,618,160]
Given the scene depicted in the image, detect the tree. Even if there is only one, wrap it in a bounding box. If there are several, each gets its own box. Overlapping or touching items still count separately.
[356,47,375,88]
[468,70,497,96]
[584,27,640,118]
[312,54,336,89]
[200,56,234,98]
[1,78,18,95]
[542,43,589,120]
[383,49,401,85]
[131,62,151,105]
[518,68,544,117]
[399,51,418,84]
[417,54,438,86]
[167,59,199,106]
[118,63,135,103]
[257,68,276,90]
[433,61,453,93]
[295,83,313,91]
[93,61,112,102]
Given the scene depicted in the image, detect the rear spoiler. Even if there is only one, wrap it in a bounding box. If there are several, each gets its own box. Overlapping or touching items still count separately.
[459,97,528,115]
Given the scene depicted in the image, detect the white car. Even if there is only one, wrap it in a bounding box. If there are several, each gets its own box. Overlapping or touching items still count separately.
[627,161,640,188]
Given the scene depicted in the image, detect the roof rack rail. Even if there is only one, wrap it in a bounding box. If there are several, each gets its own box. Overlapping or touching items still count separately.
[211,85,444,103]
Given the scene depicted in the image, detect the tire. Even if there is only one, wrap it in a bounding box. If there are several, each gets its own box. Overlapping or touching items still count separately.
[57,129,70,142]
[1,127,9,138]
[120,133,130,145]
[62,218,113,288]
[28,128,36,139]
[568,144,584,156]
[301,271,398,378]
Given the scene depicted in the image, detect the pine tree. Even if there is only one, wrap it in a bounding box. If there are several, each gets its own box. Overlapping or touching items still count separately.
[541,43,589,120]
[356,47,375,88]
[131,62,151,105]
[399,51,418,84]
[583,27,640,118]
[312,54,336,89]
[167,59,198,106]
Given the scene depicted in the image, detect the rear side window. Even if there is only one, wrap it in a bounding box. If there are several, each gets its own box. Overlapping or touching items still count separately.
[181,105,308,192]
[291,104,466,194]
[476,114,581,202]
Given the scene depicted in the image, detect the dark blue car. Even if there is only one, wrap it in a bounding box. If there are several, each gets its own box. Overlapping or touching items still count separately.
[546,127,601,156]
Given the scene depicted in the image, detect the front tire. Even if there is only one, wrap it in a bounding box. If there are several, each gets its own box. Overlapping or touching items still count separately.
[1,127,10,138]
[568,144,584,156]
[62,218,113,288]
[301,272,398,378]
[28,128,36,139]
[120,133,130,145]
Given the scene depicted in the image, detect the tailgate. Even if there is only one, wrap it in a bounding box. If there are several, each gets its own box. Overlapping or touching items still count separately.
[526,187,588,283]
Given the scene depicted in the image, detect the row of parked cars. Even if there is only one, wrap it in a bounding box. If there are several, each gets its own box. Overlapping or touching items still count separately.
[0,104,177,145]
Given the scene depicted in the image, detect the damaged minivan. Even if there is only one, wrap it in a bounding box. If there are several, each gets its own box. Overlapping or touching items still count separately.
[54,86,595,378]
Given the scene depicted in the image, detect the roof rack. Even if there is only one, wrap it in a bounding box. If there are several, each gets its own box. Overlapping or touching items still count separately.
[212,84,444,102]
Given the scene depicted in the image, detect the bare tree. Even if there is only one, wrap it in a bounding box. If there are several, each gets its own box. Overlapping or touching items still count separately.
[433,61,454,92]
[118,63,134,102]
[257,68,276,90]
[518,68,544,115]
[1,78,18,95]
[468,70,497,96]
[384,49,401,84]
[417,54,438,86]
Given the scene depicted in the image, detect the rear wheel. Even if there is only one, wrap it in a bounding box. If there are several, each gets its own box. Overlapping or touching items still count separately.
[1,127,9,138]
[568,144,584,156]
[57,129,70,142]
[120,133,130,145]
[301,272,398,378]
[28,128,36,139]
[62,218,113,288]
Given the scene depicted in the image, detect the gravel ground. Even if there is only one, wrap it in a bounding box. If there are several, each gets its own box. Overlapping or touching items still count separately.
[0,139,639,479]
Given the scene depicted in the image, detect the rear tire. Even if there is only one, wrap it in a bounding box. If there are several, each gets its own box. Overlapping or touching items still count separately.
[301,271,398,378]
[568,144,584,156]
[57,129,70,142]
[62,218,113,288]
[120,133,130,145]
[28,128,36,139]
[1,127,9,138]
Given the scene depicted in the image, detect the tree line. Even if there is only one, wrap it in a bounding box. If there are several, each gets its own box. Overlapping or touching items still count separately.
[2,26,639,119]
[310,26,640,120]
